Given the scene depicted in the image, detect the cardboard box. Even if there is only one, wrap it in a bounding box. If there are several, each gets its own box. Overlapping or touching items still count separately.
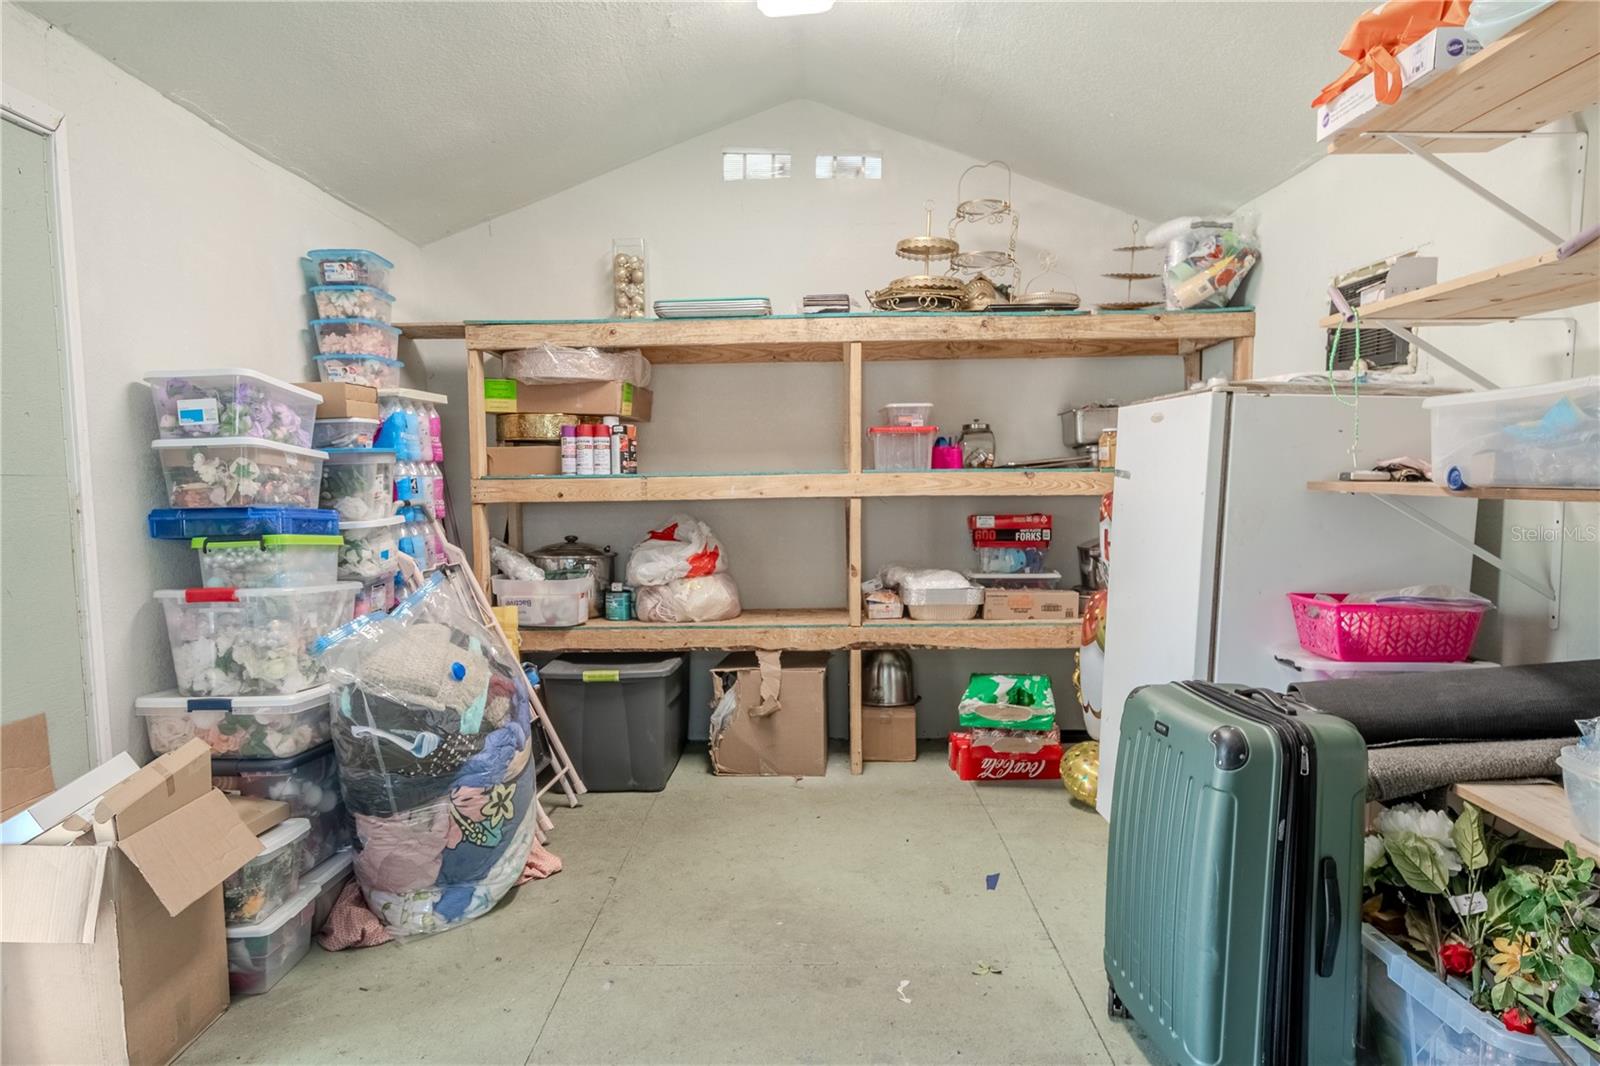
[227,795,290,836]
[483,379,652,421]
[982,589,1081,621]
[296,381,381,420]
[709,652,828,777]
[861,705,917,762]
[1,731,260,1066]
[487,444,562,476]
[1316,28,1482,142]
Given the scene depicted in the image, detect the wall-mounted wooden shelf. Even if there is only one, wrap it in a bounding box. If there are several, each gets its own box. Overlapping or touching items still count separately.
[473,469,1115,504]
[1325,1,1600,156]
[1307,479,1600,504]
[1318,241,1600,326]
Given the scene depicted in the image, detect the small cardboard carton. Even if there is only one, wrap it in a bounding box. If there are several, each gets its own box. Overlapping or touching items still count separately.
[483,379,652,421]
[982,589,1081,621]
[487,444,562,476]
[296,381,381,420]
[709,652,828,777]
[1,730,261,1066]
[861,705,917,763]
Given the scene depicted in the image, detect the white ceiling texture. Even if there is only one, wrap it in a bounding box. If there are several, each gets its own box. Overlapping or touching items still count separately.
[21,0,1366,243]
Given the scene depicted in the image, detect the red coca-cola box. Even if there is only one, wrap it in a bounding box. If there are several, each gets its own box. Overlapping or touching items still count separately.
[947,731,1064,781]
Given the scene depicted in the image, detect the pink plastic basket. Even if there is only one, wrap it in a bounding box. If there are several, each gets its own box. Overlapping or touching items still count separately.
[1287,593,1487,663]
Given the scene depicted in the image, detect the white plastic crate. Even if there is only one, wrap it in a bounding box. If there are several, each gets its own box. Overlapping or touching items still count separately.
[1423,376,1599,490]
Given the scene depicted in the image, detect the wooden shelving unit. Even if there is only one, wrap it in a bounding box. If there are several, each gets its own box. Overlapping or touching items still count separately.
[1307,480,1600,504]
[406,311,1255,773]
[1324,0,1600,156]
[1455,781,1599,863]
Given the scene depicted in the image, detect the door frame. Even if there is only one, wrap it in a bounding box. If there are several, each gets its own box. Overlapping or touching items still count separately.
[3,84,113,764]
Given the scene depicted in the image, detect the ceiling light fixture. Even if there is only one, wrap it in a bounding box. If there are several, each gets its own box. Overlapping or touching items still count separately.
[757,0,834,17]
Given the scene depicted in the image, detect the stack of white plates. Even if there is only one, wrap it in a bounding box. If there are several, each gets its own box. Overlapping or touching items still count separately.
[653,297,773,319]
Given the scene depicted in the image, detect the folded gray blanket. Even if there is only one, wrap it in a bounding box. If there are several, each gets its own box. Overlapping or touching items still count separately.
[1367,737,1572,801]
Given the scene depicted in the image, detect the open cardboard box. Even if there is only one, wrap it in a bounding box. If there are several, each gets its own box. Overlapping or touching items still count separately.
[1,719,261,1065]
[708,652,828,777]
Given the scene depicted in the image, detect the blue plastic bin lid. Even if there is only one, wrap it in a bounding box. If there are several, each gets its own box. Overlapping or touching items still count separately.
[310,317,400,336]
[309,284,395,300]
[147,507,340,540]
[313,353,402,367]
[210,740,335,776]
[305,249,394,269]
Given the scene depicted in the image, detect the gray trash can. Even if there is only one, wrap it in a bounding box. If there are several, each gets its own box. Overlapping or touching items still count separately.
[539,654,686,792]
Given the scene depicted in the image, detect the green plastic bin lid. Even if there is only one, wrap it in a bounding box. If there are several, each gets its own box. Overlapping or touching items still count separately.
[191,534,344,552]
[543,655,683,682]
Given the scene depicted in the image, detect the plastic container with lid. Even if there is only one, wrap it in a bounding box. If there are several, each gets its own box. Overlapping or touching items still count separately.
[899,585,982,621]
[492,574,590,628]
[152,437,326,509]
[965,570,1064,590]
[869,425,938,471]
[311,318,401,361]
[1423,376,1599,490]
[338,514,403,582]
[305,248,393,289]
[192,534,342,588]
[147,506,340,540]
[313,353,402,390]
[212,743,348,872]
[226,882,317,996]
[310,284,395,324]
[156,584,358,697]
[319,448,396,521]
[135,685,332,758]
[302,849,355,932]
[1556,745,1598,843]
[879,402,934,427]
[973,545,1050,574]
[145,370,320,448]
[223,818,309,924]
[540,655,686,791]
[312,417,380,450]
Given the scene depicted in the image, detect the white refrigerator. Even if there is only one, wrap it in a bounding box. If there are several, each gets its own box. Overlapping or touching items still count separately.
[1096,386,1477,819]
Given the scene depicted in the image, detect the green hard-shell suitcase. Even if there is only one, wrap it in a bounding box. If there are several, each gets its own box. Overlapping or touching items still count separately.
[1103,682,1366,1066]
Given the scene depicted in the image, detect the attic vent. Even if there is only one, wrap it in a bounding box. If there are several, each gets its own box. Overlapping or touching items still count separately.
[723,151,792,181]
[816,154,882,179]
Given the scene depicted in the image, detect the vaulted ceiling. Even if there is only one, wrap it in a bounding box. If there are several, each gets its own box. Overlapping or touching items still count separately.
[21,0,1365,242]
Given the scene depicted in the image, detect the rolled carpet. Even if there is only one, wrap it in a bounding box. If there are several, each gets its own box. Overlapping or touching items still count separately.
[1367,737,1571,801]
[1292,659,1599,747]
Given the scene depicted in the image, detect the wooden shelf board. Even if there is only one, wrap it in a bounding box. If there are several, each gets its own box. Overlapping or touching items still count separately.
[1326,1,1600,156]
[1318,241,1600,327]
[1454,781,1599,862]
[474,469,1114,504]
[397,322,468,340]
[458,311,1255,363]
[1307,479,1600,504]
[516,609,1081,653]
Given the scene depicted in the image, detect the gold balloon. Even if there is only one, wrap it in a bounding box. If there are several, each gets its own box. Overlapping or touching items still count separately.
[1061,741,1099,807]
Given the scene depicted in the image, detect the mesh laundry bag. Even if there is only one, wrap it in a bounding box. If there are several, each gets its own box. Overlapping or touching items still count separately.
[314,567,538,937]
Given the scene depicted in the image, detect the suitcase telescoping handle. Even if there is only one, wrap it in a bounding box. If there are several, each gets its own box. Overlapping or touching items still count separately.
[1315,856,1341,978]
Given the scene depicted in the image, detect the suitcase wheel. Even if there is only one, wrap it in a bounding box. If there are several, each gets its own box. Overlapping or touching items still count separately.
[1106,983,1129,1020]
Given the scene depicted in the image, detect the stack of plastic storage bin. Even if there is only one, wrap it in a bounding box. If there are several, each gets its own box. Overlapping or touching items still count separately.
[141,365,358,996]
[306,249,401,392]
[869,401,938,471]
[947,673,1064,781]
[964,513,1065,592]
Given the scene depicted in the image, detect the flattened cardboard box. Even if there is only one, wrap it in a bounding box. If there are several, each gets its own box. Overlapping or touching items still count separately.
[483,379,653,421]
[296,381,381,420]
[982,589,1080,621]
[1,735,260,1066]
[709,652,828,777]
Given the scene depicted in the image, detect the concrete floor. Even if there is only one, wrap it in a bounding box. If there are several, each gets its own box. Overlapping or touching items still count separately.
[183,747,1159,1065]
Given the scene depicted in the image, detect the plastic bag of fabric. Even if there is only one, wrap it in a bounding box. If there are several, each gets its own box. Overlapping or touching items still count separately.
[634,573,742,623]
[503,343,651,388]
[313,568,538,937]
[879,566,973,592]
[491,539,544,582]
[625,514,727,587]
[1148,216,1260,311]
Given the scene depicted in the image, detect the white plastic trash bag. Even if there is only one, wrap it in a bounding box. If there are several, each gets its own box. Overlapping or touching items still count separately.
[625,514,727,587]
[634,574,742,623]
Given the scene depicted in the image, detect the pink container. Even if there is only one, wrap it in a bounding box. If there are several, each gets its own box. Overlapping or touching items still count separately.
[1287,593,1487,663]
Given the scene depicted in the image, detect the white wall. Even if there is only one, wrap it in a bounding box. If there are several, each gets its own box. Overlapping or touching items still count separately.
[2,3,427,759]
[1237,109,1600,663]
[416,99,1204,735]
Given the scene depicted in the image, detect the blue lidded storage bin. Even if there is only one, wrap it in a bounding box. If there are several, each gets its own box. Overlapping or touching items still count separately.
[310,284,395,324]
[305,248,392,290]
[147,507,341,541]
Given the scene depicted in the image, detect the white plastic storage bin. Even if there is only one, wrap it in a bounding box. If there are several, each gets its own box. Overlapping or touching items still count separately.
[1557,745,1599,843]
[135,685,332,758]
[974,545,1050,574]
[493,576,590,628]
[152,437,326,509]
[311,318,400,360]
[312,417,380,450]
[145,370,320,448]
[870,425,938,471]
[306,248,392,289]
[338,515,403,581]
[223,818,308,924]
[879,402,933,427]
[899,585,982,621]
[1423,376,1600,490]
[319,449,395,521]
[212,743,348,872]
[226,883,317,996]
[313,353,402,389]
[302,849,355,932]
[1361,926,1589,1064]
[965,570,1064,590]
[310,285,394,324]
[156,584,358,696]
[193,534,342,588]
